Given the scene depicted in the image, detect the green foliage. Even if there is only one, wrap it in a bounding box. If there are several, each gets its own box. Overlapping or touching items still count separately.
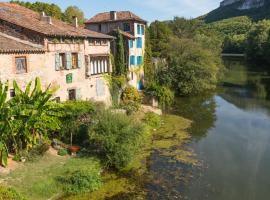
[114,29,126,76]
[63,6,85,25]
[149,21,172,57]
[25,143,50,162]
[58,149,68,156]
[0,186,26,200]
[89,111,146,170]
[165,37,221,95]
[121,86,141,114]
[144,27,155,84]
[143,112,161,129]
[0,142,8,167]
[246,20,270,62]
[144,82,174,108]
[8,78,61,152]
[57,167,102,194]
[208,16,252,53]
[59,101,97,145]
[149,18,223,96]
[10,0,62,20]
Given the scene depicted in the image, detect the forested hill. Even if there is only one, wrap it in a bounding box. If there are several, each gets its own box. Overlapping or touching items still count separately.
[203,0,270,23]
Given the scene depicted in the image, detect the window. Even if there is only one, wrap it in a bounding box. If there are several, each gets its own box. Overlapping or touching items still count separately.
[68,89,76,101]
[137,56,143,65]
[136,37,142,48]
[90,56,109,75]
[98,24,102,32]
[89,39,95,46]
[15,57,27,74]
[10,89,16,98]
[137,24,141,35]
[95,40,101,45]
[59,53,66,70]
[101,40,108,45]
[124,23,131,32]
[129,40,133,48]
[130,55,135,66]
[72,53,78,69]
[141,25,145,35]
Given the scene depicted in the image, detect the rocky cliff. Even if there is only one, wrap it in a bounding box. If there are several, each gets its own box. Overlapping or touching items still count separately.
[203,0,270,22]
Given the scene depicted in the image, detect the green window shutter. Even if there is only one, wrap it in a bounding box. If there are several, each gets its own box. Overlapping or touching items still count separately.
[76,88,81,100]
[55,53,60,71]
[65,52,72,70]
[77,53,82,68]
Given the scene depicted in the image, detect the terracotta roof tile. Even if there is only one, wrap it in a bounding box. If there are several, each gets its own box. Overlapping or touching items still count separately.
[0,3,113,39]
[85,11,147,24]
[0,34,44,53]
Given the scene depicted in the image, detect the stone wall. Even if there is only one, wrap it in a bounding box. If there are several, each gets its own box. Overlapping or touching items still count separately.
[0,39,112,105]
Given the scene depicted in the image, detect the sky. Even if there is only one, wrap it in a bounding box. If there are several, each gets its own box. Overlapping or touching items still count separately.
[12,0,221,22]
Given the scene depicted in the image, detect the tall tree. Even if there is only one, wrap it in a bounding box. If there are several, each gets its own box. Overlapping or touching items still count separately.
[143,27,154,85]
[114,29,126,76]
[63,6,85,25]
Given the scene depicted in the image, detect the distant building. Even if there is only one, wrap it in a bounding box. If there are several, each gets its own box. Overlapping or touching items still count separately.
[85,11,147,90]
[0,3,113,104]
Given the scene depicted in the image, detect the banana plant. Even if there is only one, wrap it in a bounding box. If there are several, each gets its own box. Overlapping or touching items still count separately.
[9,77,62,151]
[0,81,9,167]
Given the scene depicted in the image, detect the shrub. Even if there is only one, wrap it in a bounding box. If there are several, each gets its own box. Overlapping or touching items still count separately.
[121,86,141,114]
[144,82,174,108]
[143,112,161,129]
[57,160,102,194]
[57,149,68,156]
[59,101,97,145]
[25,143,50,162]
[0,186,26,200]
[89,111,146,170]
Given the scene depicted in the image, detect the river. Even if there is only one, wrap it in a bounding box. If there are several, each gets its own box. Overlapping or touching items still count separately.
[146,58,270,200]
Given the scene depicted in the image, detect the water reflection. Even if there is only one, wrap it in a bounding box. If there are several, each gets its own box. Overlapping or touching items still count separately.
[169,94,217,139]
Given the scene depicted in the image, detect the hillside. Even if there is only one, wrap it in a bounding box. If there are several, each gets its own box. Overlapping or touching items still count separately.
[204,0,270,23]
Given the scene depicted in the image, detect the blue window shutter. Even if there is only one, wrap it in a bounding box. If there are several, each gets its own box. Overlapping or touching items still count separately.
[76,88,81,100]
[55,53,60,71]
[77,53,82,68]
[130,40,133,48]
[65,52,72,70]
[137,24,140,34]
[141,25,145,35]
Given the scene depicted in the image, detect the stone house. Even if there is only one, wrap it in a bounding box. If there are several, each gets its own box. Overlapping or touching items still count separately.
[85,11,147,90]
[0,2,114,104]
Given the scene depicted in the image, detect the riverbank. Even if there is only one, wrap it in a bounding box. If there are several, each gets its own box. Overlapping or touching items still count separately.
[0,112,196,200]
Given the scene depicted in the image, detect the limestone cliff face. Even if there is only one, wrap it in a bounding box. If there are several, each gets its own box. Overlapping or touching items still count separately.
[220,0,265,10]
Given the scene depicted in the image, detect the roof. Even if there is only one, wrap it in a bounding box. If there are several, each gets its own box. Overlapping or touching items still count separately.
[0,33,44,53]
[116,30,136,39]
[0,3,113,39]
[85,11,147,24]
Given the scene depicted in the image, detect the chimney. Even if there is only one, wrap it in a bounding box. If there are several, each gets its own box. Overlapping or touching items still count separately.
[40,12,52,25]
[72,16,79,28]
[110,11,117,20]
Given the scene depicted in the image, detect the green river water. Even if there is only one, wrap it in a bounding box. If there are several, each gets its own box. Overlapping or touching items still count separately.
[146,58,270,200]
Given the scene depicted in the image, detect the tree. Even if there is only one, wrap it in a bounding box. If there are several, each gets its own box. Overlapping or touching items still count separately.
[149,21,172,57]
[63,6,85,25]
[246,20,270,62]
[143,27,154,85]
[165,37,221,96]
[114,29,126,76]
[10,1,62,20]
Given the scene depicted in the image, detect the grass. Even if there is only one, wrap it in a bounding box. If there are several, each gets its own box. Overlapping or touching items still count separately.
[0,152,101,200]
[0,113,196,200]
